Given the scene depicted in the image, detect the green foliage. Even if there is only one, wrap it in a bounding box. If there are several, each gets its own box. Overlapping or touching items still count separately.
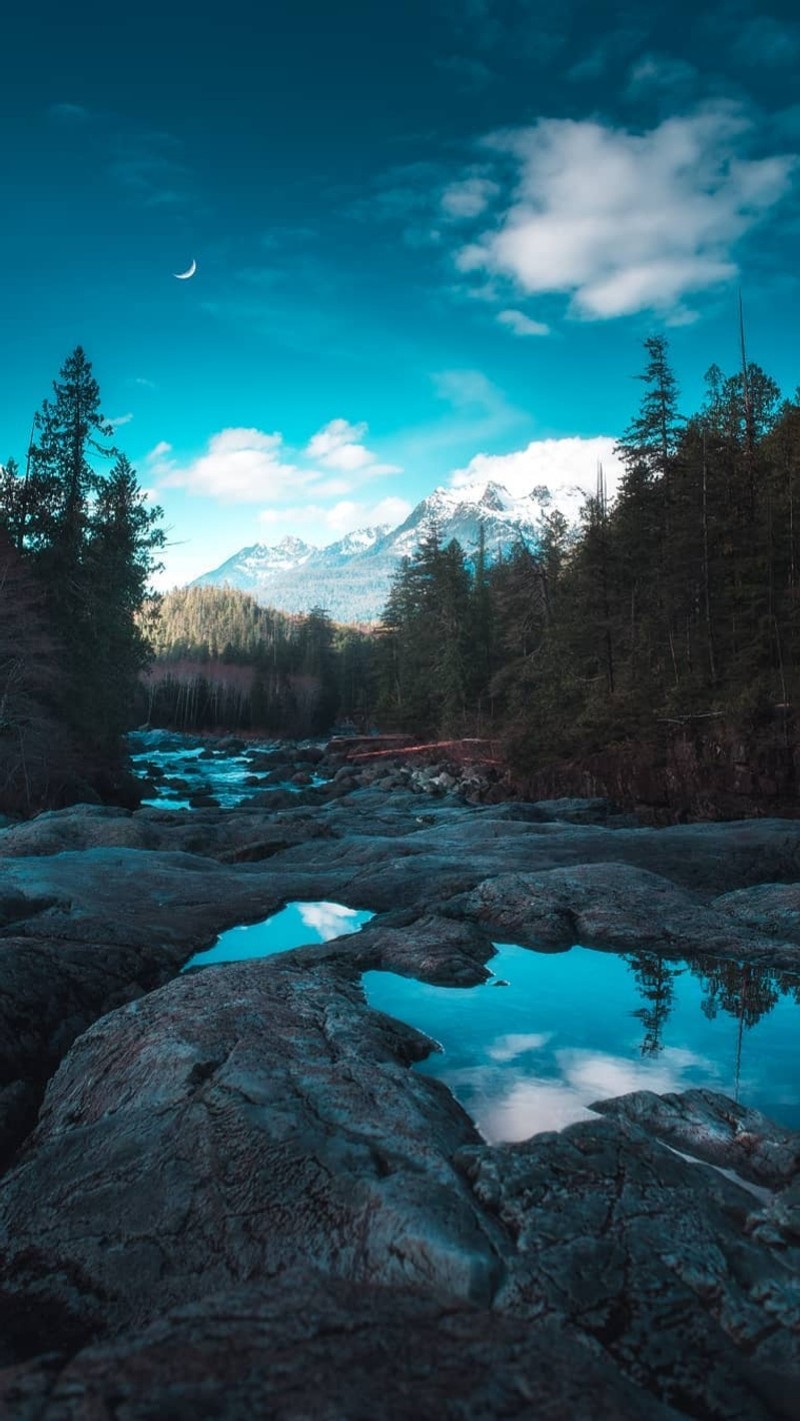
[144,586,378,735]
[0,348,166,807]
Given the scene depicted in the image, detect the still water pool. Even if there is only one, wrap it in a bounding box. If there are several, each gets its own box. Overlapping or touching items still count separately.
[364,944,800,1143]
[184,901,375,969]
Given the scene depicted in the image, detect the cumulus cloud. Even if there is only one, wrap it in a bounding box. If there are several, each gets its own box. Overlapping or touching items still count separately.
[304,418,400,476]
[455,106,797,319]
[157,427,309,503]
[497,308,550,336]
[154,419,403,516]
[450,435,626,506]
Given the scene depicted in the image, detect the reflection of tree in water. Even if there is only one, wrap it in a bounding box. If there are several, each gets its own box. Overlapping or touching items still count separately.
[627,953,684,1056]
[688,957,800,1100]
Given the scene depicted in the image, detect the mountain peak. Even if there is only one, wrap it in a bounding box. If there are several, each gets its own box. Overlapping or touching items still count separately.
[192,477,567,623]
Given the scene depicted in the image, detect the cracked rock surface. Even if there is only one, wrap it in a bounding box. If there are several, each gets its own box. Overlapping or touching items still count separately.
[0,762,799,1417]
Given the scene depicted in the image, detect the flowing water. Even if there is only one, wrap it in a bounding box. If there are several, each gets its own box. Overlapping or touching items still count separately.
[128,729,327,809]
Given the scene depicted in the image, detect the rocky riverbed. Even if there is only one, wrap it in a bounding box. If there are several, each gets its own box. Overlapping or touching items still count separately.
[0,736,798,1418]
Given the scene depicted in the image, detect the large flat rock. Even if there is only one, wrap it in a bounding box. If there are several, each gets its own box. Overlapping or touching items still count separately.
[0,1274,680,1421]
[0,959,504,1350]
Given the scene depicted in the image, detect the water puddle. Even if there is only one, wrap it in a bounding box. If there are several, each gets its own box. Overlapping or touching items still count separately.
[363,943,800,1143]
[184,901,375,969]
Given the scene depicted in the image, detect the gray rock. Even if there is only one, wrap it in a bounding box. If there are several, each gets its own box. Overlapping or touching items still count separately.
[591,1088,800,1188]
[0,959,504,1346]
[456,1113,800,1420]
[0,1274,679,1421]
[449,863,796,964]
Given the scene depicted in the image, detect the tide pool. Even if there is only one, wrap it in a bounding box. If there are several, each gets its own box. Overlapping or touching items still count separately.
[184,901,375,969]
[364,943,800,1143]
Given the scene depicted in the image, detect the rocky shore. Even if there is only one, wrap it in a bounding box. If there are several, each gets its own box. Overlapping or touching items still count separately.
[0,737,798,1418]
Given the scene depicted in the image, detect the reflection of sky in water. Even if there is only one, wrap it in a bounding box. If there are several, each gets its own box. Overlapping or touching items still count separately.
[363,944,800,1143]
[184,901,374,969]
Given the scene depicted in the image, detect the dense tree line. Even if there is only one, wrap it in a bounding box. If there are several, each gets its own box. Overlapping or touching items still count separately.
[0,348,164,811]
[141,587,371,736]
[375,336,800,808]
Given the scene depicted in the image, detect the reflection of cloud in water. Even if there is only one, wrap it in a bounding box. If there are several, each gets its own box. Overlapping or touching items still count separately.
[558,1045,718,1101]
[480,1077,595,1140]
[472,1046,720,1145]
[299,901,361,941]
[487,1032,552,1062]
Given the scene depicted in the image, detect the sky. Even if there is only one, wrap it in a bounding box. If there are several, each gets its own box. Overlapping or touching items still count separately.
[2,0,800,587]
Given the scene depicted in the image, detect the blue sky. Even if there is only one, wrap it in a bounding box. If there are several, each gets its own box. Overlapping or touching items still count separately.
[2,0,800,586]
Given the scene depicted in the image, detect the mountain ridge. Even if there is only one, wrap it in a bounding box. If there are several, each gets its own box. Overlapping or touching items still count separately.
[192,478,587,624]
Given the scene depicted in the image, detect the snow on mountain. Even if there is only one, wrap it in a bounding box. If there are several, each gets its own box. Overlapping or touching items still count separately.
[192,479,590,624]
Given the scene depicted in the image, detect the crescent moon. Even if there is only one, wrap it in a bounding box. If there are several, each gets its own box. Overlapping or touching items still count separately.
[174,259,197,280]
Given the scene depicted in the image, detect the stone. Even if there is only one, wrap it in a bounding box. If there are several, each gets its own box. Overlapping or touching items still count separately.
[0,1274,679,1421]
[591,1088,800,1188]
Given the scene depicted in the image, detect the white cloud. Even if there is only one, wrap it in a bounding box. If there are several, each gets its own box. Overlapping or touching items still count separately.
[298,901,361,941]
[441,176,499,219]
[497,308,550,337]
[157,427,309,503]
[450,435,626,506]
[108,412,133,428]
[152,416,403,509]
[257,495,412,540]
[487,1032,553,1062]
[455,106,797,319]
[305,418,401,477]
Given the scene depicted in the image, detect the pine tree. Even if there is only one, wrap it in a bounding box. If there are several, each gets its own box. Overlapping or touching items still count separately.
[82,455,166,749]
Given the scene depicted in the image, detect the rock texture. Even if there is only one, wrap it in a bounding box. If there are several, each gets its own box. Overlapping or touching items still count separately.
[1,743,799,1417]
[0,1274,680,1421]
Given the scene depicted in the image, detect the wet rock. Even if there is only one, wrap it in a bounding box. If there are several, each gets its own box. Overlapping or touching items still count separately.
[0,960,504,1345]
[456,1113,800,1421]
[294,910,496,987]
[712,882,800,943]
[0,1274,678,1421]
[591,1088,800,1188]
[448,863,795,964]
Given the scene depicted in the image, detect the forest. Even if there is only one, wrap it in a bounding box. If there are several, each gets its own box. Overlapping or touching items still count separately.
[0,347,164,812]
[3,335,800,817]
[144,335,800,814]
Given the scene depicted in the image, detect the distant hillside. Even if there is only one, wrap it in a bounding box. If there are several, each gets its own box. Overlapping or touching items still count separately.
[192,479,585,622]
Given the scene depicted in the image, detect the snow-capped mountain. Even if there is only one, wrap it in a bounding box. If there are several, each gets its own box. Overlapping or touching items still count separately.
[192,480,587,624]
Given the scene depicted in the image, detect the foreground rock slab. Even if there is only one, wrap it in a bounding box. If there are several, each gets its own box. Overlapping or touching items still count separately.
[0,1273,680,1421]
[456,1114,800,1421]
[0,959,504,1351]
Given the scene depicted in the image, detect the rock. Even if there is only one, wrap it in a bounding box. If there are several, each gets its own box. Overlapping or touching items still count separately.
[0,1274,678,1421]
[456,1113,800,1420]
[449,863,795,963]
[0,959,504,1347]
[591,1088,800,1188]
[712,883,800,943]
[531,796,616,823]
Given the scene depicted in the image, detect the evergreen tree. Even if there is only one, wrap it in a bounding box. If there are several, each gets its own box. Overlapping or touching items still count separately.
[82,455,166,749]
